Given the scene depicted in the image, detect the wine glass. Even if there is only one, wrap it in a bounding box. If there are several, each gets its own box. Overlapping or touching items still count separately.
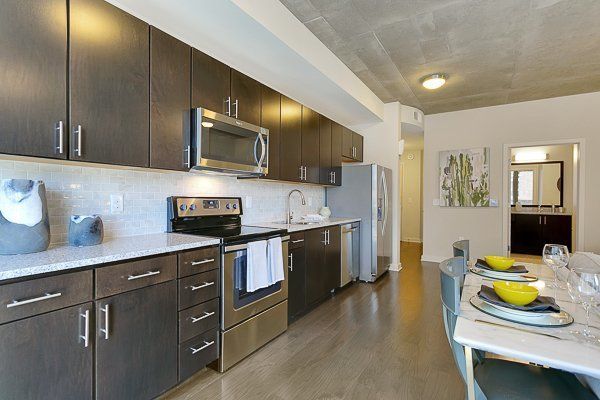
[567,267,600,342]
[543,244,570,289]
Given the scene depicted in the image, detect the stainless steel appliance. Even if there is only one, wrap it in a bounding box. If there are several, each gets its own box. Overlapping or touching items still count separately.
[167,196,288,372]
[191,108,269,176]
[340,222,360,287]
[327,164,392,282]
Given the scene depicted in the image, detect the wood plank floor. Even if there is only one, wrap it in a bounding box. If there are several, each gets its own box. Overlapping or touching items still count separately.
[162,243,465,399]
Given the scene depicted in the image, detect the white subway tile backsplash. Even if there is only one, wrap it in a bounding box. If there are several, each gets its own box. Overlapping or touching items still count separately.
[1,158,325,244]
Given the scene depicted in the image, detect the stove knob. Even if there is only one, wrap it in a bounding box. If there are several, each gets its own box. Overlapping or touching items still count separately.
[179,204,187,211]
[232,203,238,210]
[189,204,197,211]
[226,204,231,210]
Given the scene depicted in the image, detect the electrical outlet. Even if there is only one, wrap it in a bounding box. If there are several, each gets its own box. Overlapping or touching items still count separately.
[433,198,440,206]
[490,199,498,207]
[110,194,124,214]
[245,196,253,209]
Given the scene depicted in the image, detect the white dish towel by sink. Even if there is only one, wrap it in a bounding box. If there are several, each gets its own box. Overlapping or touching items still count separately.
[267,237,284,284]
[246,240,269,292]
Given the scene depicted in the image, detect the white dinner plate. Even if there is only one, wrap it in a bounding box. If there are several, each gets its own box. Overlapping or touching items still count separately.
[469,267,538,282]
[483,299,547,318]
[469,296,573,327]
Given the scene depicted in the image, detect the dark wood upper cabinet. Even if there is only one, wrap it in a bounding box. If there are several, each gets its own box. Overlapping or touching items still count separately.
[192,49,230,114]
[319,115,332,185]
[0,0,67,159]
[353,133,364,162]
[342,127,354,159]
[0,303,93,399]
[280,96,302,182]
[261,85,281,180]
[69,0,149,167]
[150,27,191,171]
[95,281,177,400]
[231,69,261,126]
[331,122,343,186]
[301,106,320,183]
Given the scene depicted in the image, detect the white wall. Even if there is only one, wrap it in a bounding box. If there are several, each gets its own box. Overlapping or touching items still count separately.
[423,91,600,262]
[0,156,324,245]
[351,102,402,269]
[400,150,423,242]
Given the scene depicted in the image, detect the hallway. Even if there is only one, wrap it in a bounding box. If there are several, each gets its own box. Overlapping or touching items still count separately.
[163,246,464,399]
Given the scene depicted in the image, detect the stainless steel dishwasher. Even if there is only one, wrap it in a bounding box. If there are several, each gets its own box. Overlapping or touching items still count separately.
[340,222,360,287]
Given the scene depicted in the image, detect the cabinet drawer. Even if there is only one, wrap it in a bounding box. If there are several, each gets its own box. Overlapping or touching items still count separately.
[179,329,219,382]
[178,269,220,310]
[95,254,177,298]
[179,298,219,343]
[0,270,92,325]
[289,232,305,249]
[178,246,220,278]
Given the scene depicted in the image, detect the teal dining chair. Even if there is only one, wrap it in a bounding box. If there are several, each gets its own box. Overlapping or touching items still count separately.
[440,257,596,400]
[452,239,470,277]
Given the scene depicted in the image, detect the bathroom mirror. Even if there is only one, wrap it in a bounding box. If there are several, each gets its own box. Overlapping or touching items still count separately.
[510,161,563,207]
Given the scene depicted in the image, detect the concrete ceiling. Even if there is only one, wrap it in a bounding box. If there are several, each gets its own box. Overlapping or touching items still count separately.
[280,0,600,114]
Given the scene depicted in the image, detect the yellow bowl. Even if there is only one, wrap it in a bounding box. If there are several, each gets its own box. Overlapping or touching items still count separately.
[485,256,515,271]
[493,281,539,306]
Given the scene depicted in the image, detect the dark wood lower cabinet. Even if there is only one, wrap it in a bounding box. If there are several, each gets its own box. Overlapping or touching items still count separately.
[95,281,177,400]
[305,227,341,306]
[0,303,93,400]
[288,246,307,320]
[324,225,341,292]
[511,213,572,255]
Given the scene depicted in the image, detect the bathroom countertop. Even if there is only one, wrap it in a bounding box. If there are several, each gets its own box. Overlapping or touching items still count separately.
[251,217,361,233]
[0,233,220,282]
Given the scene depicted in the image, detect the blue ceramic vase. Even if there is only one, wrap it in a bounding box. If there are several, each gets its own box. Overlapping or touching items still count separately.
[69,215,104,247]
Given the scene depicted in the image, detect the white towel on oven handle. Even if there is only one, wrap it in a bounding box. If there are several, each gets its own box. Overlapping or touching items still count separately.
[267,237,284,283]
[246,240,269,292]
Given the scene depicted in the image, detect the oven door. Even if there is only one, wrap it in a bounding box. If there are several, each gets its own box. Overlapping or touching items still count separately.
[222,238,288,330]
[192,108,269,176]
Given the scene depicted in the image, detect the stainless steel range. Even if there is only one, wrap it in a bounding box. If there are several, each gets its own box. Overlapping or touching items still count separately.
[167,196,289,372]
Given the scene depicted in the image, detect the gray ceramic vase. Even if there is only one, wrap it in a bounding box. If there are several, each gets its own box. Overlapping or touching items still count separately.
[0,179,50,255]
[68,215,104,247]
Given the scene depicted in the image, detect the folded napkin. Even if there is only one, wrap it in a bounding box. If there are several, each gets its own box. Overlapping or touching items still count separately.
[476,259,528,274]
[478,285,560,313]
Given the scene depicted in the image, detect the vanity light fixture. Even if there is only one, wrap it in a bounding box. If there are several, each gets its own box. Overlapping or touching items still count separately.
[514,150,548,163]
[421,73,447,90]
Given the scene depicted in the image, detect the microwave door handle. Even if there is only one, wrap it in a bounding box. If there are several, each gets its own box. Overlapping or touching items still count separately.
[257,133,266,167]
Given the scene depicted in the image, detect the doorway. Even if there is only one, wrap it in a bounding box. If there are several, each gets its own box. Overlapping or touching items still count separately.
[502,140,585,262]
[399,149,424,260]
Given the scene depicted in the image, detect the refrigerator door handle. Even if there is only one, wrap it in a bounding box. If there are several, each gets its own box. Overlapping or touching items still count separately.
[381,170,388,236]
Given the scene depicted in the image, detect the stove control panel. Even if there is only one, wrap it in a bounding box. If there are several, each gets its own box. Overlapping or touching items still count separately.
[170,197,242,218]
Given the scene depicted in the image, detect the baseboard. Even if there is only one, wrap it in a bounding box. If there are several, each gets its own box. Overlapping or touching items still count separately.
[401,238,422,243]
[420,254,446,263]
[389,262,402,272]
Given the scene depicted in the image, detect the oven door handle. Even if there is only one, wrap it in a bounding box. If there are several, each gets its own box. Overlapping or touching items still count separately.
[224,236,290,253]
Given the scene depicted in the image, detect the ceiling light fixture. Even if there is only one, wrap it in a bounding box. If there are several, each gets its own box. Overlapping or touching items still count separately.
[201,121,214,128]
[421,73,447,90]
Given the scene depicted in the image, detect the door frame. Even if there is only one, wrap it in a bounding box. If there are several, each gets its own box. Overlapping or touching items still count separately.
[502,138,585,256]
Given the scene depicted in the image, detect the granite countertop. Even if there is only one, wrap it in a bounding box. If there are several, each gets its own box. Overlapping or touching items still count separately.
[251,217,361,233]
[511,211,572,216]
[0,233,220,282]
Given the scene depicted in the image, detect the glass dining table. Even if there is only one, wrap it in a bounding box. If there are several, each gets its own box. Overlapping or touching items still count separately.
[454,262,600,400]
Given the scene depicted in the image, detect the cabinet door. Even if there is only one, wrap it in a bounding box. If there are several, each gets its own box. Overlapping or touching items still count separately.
[288,246,307,320]
[230,69,261,126]
[542,215,572,250]
[280,96,302,182]
[150,27,191,171]
[510,214,542,255]
[0,303,93,399]
[70,0,149,167]
[331,122,343,186]
[325,225,341,292]
[0,0,67,159]
[192,49,231,114]
[95,281,177,400]
[342,127,353,159]
[319,115,332,185]
[353,133,364,162]
[302,106,320,183]
[261,86,281,180]
[305,229,327,304]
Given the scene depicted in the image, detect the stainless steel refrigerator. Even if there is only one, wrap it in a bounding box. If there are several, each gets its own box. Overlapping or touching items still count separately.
[327,164,392,282]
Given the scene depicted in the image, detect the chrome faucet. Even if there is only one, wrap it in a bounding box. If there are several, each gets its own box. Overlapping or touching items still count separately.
[287,189,306,224]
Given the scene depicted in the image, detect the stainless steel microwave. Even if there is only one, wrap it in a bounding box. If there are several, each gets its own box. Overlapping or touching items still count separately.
[191,108,269,176]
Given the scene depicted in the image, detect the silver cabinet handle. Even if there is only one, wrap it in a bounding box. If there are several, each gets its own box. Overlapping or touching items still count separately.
[288,253,294,271]
[225,96,231,116]
[190,281,215,291]
[80,309,90,348]
[291,239,304,244]
[322,229,328,245]
[190,340,215,354]
[544,216,547,225]
[299,166,303,180]
[100,304,110,340]
[327,229,330,245]
[55,121,64,154]
[127,270,160,281]
[190,311,215,323]
[184,145,191,168]
[73,125,82,157]
[539,216,542,225]
[333,171,336,184]
[7,292,62,308]
[234,99,239,119]
[190,258,215,266]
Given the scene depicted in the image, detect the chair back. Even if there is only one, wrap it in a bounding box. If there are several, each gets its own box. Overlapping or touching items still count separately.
[452,240,470,275]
